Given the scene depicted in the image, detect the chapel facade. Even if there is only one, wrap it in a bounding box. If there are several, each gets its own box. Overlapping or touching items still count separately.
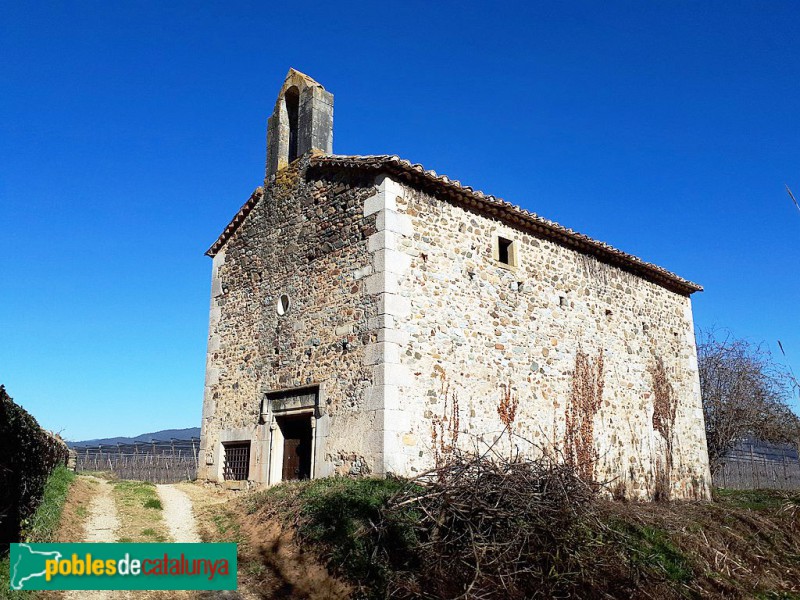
[198,69,712,500]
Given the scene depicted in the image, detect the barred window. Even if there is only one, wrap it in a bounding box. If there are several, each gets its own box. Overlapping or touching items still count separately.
[223,442,250,481]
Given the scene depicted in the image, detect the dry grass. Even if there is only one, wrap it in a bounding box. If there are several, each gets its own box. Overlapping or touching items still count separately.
[223,468,800,599]
[196,480,351,600]
[54,474,97,542]
[174,480,237,543]
[599,489,800,598]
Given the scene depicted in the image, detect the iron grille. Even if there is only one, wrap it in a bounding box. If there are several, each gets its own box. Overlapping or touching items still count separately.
[223,442,250,481]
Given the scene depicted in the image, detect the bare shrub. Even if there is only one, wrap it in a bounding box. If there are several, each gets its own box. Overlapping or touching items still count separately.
[496,381,519,440]
[697,329,800,473]
[430,366,460,468]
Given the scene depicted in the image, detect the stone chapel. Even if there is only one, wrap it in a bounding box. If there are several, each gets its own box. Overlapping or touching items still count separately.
[198,69,712,500]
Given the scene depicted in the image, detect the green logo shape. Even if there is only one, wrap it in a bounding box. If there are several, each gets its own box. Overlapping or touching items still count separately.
[9,543,237,590]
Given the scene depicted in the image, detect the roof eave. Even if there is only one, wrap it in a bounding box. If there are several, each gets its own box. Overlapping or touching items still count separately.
[205,187,264,257]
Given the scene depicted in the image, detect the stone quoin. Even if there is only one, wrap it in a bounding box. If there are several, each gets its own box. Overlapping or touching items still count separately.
[198,68,712,500]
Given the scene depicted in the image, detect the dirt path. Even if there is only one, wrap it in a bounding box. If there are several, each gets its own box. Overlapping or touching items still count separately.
[83,476,120,542]
[56,477,253,599]
[63,476,121,600]
[156,484,201,543]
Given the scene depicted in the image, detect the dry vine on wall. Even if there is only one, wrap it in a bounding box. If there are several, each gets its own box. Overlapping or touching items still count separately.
[564,349,605,481]
[497,380,520,442]
[430,365,460,467]
[650,356,677,499]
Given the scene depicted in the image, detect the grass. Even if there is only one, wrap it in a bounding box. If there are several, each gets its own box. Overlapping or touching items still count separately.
[610,521,693,583]
[111,480,170,542]
[113,480,158,503]
[22,464,75,543]
[140,527,167,541]
[230,481,800,599]
[245,476,417,595]
[55,474,97,543]
[0,464,75,599]
[714,488,800,511]
[0,556,28,600]
[243,560,267,577]
[144,498,163,510]
[597,488,800,597]
[294,477,419,582]
[211,510,243,542]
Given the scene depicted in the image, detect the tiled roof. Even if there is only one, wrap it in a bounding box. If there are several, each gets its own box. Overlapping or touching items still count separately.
[311,155,702,295]
[207,154,702,296]
[206,187,264,258]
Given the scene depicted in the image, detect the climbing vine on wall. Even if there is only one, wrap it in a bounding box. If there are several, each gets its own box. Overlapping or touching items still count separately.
[431,365,460,467]
[564,349,605,481]
[497,381,519,441]
[650,356,677,499]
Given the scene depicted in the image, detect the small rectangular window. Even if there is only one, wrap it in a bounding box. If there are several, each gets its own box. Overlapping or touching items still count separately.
[498,236,514,266]
[223,442,250,481]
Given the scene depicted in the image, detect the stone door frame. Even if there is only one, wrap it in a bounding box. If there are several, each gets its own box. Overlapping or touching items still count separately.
[263,385,321,485]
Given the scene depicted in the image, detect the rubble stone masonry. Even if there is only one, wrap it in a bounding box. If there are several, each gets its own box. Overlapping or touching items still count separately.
[200,157,711,500]
[199,157,382,483]
[381,181,711,500]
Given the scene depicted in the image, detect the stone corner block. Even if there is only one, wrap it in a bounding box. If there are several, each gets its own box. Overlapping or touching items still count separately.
[372,362,413,387]
[367,230,400,253]
[377,209,413,236]
[363,192,389,217]
[373,248,412,275]
[375,174,406,197]
[362,383,402,411]
[378,328,410,345]
[364,342,402,365]
[365,273,400,296]
[366,314,397,331]
[379,293,411,318]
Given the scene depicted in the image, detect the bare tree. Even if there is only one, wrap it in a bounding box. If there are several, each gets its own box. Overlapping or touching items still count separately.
[697,329,800,473]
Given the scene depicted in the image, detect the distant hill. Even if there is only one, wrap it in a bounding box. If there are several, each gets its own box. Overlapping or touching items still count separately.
[69,427,201,447]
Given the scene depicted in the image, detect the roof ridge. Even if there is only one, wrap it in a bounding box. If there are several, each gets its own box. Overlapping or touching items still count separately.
[310,154,702,295]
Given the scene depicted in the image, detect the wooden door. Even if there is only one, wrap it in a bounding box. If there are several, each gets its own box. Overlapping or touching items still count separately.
[282,438,302,480]
[281,417,312,481]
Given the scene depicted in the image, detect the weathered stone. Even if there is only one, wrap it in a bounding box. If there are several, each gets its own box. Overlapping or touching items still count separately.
[199,72,711,501]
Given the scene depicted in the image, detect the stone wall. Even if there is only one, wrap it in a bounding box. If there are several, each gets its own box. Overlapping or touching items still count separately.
[200,159,712,500]
[375,180,711,500]
[199,157,382,482]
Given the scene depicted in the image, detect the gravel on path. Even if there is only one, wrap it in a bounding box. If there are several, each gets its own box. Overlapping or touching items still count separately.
[156,484,202,543]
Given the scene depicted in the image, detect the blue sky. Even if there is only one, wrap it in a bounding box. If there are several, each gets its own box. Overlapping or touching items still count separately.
[1,2,798,440]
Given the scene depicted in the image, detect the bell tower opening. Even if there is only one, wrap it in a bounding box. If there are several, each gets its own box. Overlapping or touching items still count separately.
[265,69,334,179]
[285,86,299,163]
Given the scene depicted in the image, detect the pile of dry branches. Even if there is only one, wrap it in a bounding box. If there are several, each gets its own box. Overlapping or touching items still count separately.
[383,452,602,599]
